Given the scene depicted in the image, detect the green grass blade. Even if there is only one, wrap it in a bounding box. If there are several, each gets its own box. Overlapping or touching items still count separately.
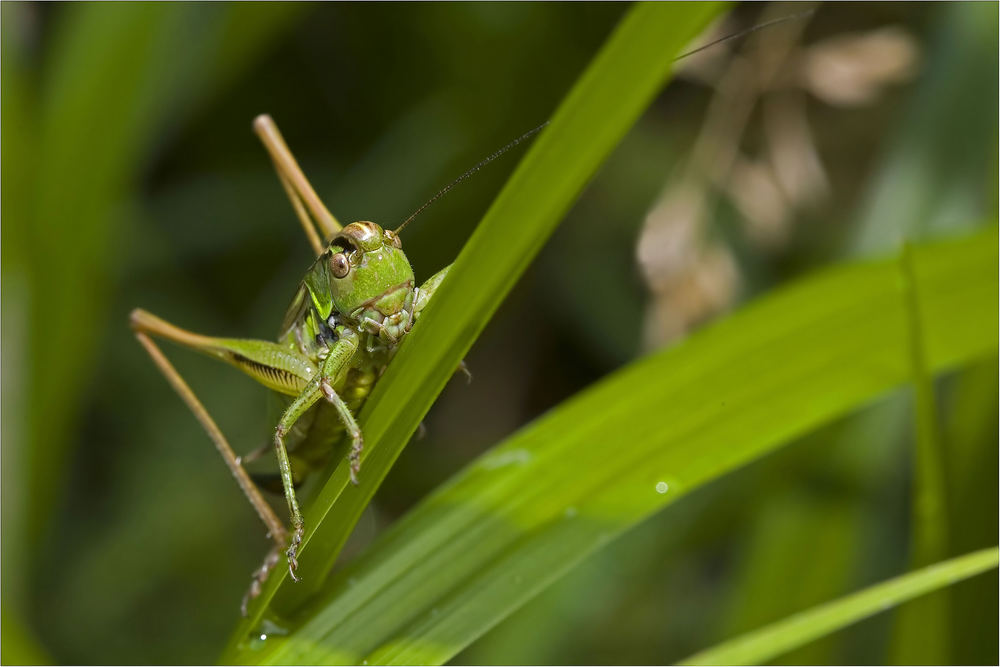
[225,0,725,645]
[237,229,997,666]
[0,609,52,665]
[891,243,952,662]
[680,547,999,666]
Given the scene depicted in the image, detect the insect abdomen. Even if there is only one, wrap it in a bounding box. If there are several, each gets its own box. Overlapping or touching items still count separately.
[343,367,376,410]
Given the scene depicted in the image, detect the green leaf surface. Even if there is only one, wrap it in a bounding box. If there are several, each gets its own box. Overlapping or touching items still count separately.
[233,226,997,666]
[681,547,999,666]
[225,0,725,650]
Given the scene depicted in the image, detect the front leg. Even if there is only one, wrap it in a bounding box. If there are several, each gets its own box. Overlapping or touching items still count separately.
[320,377,364,484]
[413,265,470,382]
[273,329,359,580]
[413,264,451,318]
[316,329,363,485]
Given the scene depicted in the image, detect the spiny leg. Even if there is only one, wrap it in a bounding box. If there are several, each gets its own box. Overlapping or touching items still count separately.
[320,379,364,484]
[316,331,364,484]
[272,329,360,579]
[131,308,325,607]
[241,545,281,617]
[135,307,362,582]
[272,378,324,581]
[316,329,365,484]
[133,331,288,547]
[132,331,290,615]
[253,114,341,243]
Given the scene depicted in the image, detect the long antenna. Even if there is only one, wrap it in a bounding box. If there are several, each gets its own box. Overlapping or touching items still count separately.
[674,8,816,61]
[395,9,816,234]
[394,121,549,235]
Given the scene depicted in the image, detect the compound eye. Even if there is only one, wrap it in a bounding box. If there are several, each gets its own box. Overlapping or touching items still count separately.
[330,252,350,278]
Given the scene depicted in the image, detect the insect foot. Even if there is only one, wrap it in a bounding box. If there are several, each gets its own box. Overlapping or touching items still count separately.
[241,546,281,616]
[286,519,304,582]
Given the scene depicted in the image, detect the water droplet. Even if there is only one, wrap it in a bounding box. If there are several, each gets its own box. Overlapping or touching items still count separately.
[655,481,669,494]
[244,617,290,650]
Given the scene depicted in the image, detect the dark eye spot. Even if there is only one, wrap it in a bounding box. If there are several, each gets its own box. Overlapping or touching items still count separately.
[330,252,350,278]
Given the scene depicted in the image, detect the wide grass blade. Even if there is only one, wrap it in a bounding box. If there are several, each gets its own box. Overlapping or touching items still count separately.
[681,547,999,665]
[234,228,997,665]
[226,0,725,645]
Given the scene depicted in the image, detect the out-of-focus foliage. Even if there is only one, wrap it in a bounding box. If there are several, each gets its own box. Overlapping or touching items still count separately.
[1,3,996,665]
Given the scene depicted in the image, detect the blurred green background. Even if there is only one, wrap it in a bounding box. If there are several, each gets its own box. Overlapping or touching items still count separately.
[2,2,996,664]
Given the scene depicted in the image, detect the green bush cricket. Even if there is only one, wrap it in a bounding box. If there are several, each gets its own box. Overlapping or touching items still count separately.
[130,115,542,613]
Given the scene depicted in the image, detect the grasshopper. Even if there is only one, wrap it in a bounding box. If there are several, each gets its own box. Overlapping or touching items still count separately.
[130,115,540,612]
